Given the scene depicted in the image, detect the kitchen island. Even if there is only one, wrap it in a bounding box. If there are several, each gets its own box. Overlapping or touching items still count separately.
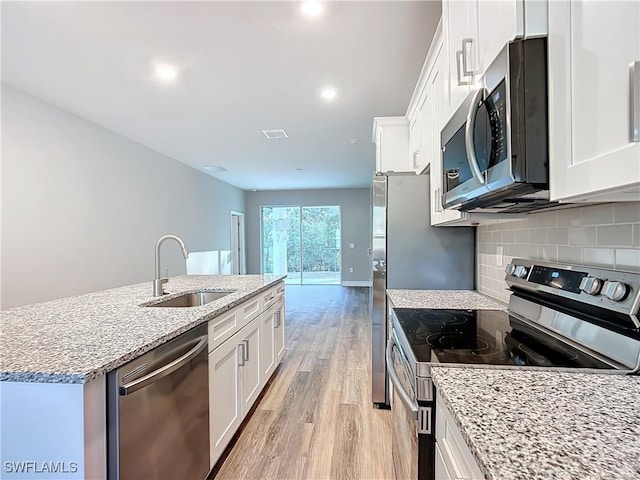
[0,274,285,479]
[432,367,640,480]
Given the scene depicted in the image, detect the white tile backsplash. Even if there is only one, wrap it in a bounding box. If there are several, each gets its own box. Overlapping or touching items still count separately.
[477,202,640,302]
[597,224,634,247]
[568,226,597,246]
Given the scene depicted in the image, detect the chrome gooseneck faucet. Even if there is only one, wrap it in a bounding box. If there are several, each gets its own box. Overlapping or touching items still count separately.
[153,234,189,296]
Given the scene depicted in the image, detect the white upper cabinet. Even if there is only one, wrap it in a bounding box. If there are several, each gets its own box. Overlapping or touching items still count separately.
[443,0,477,115]
[549,0,640,202]
[373,117,412,173]
[442,0,547,120]
[430,38,468,225]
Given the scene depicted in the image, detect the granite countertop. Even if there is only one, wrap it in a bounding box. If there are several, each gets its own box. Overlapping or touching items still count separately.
[387,289,507,310]
[0,274,286,384]
[431,367,640,480]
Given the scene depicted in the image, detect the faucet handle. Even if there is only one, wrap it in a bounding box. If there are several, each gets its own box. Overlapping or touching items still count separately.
[153,278,169,296]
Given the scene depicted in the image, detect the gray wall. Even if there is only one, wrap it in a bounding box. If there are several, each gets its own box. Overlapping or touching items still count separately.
[245,188,371,284]
[477,203,640,303]
[1,84,245,309]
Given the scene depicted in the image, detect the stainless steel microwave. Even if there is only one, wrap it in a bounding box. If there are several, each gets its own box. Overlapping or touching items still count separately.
[441,37,552,213]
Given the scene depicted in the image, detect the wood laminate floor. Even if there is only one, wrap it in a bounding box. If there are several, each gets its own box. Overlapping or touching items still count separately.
[215,285,394,480]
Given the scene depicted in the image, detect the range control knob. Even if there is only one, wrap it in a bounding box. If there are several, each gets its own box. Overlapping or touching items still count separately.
[579,277,602,296]
[505,264,516,276]
[513,265,529,279]
[601,281,629,302]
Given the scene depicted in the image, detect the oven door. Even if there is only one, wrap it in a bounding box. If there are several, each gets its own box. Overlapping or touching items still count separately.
[386,331,434,480]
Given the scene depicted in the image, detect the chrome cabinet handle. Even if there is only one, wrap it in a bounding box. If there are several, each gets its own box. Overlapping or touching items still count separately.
[413,151,419,169]
[238,342,246,366]
[242,339,249,362]
[631,60,640,142]
[465,88,488,185]
[456,50,473,86]
[385,334,418,419]
[120,335,208,395]
[274,311,281,328]
[461,38,474,76]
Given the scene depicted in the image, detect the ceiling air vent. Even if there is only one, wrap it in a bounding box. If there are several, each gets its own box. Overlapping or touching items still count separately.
[202,165,228,173]
[262,128,288,139]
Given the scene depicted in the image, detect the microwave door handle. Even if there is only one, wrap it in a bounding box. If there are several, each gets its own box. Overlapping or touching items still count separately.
[385,335,419,419]
[631,60,639,142]
[465,88,488,185]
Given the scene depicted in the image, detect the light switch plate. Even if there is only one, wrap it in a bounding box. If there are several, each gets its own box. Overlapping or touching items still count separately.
[349,243,355,249]
[496,246,504,267]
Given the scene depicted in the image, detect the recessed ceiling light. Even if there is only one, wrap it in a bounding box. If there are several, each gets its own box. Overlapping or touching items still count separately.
[301,0,324,17]
[349,138,359,144]
[296,168,303,172]
[154,63,178,82]
[321,87,337,101]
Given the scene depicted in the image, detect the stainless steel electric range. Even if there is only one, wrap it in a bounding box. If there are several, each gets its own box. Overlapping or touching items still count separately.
[386,259,640,480]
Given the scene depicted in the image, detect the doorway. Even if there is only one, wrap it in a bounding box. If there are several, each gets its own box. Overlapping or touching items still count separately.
[261,206,341,285]
[230,211,246,274]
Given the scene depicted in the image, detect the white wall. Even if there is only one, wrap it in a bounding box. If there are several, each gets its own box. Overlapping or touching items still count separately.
[1,84,245,309]
[477,203,640,302]
[244,188,371,284]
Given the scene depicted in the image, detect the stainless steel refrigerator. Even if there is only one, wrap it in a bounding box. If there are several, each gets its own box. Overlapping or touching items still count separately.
[371,173,475,407]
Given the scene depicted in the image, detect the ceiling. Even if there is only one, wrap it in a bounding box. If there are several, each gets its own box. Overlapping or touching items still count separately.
[1,1,441,191]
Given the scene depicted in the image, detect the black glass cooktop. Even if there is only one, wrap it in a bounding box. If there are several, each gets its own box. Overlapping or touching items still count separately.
[392,308,614,369]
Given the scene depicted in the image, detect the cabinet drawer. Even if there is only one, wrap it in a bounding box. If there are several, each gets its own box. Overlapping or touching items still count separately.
[208,293,263,352]
[208,306,240,352]
[435,391,484,480]
[262,282,283,310]
[240,295,262,323]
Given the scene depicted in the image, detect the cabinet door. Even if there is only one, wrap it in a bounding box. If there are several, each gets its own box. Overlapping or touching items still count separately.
[260,308,276,383]
[274,299,285,363]
[409,108,422,172]
[476,0,520,72]
[238,319,262,415]
[430,44,467,226]
[435,391,484,480]
[443,0,477,114]
[549,0,640,202]
[415,90,432,174]
[209,337,242,467]
[374,118,412,173]
[435,443,453,480]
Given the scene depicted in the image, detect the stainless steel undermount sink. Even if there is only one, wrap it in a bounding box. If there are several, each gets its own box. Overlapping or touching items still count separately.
[146,290,234,307]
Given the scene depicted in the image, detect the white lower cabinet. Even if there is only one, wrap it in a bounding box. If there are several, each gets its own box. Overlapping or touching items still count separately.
[239,318,262,414]
[260,297,285,382]
[208,330,243,467]
[208,282,285,468]
[435,390,484,480]
[273,298,285,363]
[435,442,453,480]
[260,304,276,381]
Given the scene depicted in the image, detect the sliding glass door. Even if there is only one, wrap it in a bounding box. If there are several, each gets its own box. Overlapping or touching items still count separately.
[261,206,341,285]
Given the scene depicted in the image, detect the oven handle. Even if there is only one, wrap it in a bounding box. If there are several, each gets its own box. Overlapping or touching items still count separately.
[465,87,488,185]
[386,334,419,420]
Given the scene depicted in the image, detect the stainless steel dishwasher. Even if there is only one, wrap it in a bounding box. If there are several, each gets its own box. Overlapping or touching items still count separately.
[107,324,209,480]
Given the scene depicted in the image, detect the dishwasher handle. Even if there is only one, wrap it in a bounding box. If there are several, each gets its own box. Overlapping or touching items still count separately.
[385,334,419,419]
[120,335,208,396]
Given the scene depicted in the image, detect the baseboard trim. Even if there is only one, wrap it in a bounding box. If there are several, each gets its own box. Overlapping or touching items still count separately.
[341,281,372,287]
